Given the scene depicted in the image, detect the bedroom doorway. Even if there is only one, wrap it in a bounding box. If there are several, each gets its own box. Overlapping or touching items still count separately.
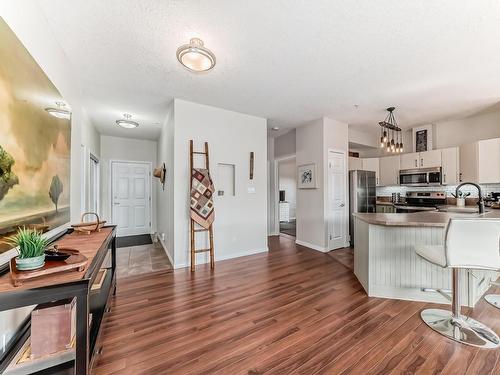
[277,156,296,237]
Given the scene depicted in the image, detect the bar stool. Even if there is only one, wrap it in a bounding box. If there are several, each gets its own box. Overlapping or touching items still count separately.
[485,294,500,309]
[415,218,500,348]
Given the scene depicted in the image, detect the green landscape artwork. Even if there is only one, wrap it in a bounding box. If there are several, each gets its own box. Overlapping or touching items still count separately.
[0,18,71,254]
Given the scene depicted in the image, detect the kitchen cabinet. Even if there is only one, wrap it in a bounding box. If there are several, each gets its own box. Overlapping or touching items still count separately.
[400,150,441,169]
[478,138,500,184]
[362,158,380,186]
[420,150,442,168]
[441,147,459,185]
[348,156,363,171]
[400,152,419,169]
[459,138,500,184]
[379,155,400,186]
[376,204,395,213]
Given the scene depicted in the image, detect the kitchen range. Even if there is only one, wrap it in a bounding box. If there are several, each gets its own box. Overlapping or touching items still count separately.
[393,191,446,213]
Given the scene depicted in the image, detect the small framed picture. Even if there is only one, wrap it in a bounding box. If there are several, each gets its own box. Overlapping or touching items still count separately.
[297,163,317,189]
[412,125,433,152]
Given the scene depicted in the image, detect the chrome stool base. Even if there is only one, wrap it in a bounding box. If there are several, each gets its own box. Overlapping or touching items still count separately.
[421,308,500,349]
[485,294,500,309]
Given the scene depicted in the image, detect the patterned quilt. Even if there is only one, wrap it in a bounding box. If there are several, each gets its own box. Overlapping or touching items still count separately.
[190,168,215,229]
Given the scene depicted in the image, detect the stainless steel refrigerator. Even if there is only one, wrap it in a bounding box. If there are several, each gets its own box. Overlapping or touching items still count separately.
[349,170,376,246]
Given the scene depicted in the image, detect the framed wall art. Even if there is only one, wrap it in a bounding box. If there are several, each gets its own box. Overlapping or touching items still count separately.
[297,163,316,189]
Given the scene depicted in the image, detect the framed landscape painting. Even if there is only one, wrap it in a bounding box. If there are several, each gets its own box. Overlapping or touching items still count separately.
[0,18,71,255]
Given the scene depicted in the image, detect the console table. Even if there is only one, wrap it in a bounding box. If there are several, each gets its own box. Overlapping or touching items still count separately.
[0,225,117,375]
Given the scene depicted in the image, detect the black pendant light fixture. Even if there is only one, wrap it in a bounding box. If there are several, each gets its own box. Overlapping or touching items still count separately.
[379,107,403,153]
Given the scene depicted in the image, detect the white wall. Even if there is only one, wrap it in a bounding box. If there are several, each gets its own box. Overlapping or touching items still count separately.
[296,117,349,251]
[157,103,175,263]
[0,3,100,352]
[275,129,296,159]
[99,135,158,233]
[434,110,500,148]
[171,99,268,268]
[296,119,326,250]
[278,158,297,219]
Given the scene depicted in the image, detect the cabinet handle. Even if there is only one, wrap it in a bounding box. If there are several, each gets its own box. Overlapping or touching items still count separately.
[420,158,423,167]
[459,172,463,182]
[376,177,379,185]
[443,174,446,184]
[415,159,418,167]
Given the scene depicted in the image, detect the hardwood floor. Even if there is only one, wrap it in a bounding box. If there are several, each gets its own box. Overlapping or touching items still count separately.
[94,235,500,374]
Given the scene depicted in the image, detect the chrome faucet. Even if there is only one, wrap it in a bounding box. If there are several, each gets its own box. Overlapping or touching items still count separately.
[455,182,485,214]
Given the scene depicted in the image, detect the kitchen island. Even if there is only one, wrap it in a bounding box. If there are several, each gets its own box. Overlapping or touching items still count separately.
[353,210,500,307]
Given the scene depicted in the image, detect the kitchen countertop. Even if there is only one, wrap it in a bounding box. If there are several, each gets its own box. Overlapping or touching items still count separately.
[353,210,500,227]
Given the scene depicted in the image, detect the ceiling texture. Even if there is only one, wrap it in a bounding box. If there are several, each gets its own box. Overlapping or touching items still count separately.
[37,0,500,140]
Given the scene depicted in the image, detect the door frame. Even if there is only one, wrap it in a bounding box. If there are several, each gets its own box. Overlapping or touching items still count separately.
[110,160,153,235]
[326,149,349,250]
[273,154,296,236]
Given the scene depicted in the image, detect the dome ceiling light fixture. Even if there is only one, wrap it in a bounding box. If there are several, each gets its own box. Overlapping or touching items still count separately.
[176,38,216,72]
[379,107,403,153]
[116,113,139,129]
[45,101,71,120]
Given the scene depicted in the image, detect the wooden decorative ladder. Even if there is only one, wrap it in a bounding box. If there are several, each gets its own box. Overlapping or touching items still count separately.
[189,140,215,272]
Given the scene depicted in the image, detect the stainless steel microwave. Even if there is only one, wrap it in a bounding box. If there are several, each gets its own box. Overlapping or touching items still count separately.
[399,167,442,186]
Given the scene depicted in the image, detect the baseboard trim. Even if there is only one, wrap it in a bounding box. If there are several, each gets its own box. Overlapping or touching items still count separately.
[295,239,328,253]
[157,236,175,267]
[174,247,269,270]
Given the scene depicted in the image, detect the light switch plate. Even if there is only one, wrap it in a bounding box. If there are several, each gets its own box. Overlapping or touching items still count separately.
[247,187,256,194]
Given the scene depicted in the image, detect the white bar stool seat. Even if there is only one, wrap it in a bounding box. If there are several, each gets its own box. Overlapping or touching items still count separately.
[415,218,500,349]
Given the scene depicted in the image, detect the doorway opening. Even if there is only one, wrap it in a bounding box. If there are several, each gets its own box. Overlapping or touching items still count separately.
[277,156,297,237]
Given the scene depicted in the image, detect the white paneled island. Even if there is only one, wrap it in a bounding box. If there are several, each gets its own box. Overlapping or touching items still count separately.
[353,211,500,307]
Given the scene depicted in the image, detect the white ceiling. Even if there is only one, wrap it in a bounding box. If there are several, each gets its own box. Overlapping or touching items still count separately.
[37,0,500,140]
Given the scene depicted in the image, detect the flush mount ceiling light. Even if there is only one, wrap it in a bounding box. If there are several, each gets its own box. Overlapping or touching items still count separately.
[45,101,71,120]
[176,38,216,72]
[116,113,139,129]
[378,107,403,153]
[271,126,280,131]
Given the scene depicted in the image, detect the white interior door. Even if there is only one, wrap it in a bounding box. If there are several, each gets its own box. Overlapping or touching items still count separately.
[111,161,151,237]
[328,151,347,250]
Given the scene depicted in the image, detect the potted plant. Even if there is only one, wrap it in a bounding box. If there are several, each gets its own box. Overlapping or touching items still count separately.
[8,228,49,270]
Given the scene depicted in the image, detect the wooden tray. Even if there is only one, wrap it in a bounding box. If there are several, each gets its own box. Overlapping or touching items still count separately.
[10,254,88,287]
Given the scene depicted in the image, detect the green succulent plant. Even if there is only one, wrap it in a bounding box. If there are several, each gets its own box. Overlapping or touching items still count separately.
[7,227,49,259]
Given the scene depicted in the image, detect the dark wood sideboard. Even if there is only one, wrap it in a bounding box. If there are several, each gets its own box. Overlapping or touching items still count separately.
[0,225,117,375]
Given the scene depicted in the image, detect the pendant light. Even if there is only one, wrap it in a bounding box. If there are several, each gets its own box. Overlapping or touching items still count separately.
[378,107,402,154]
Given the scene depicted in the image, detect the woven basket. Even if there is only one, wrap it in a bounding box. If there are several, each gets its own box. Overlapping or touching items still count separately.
[71,212,106,234]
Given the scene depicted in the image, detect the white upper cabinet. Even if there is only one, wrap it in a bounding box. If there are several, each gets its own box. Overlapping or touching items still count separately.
[420,150,442,168]
[459,142,479,183]
[459,138,500,184]
[478,138,500,184]
[441,147,459,185]
[400,150,441,169]
[400,152,419,170]
[379,155,400,186]
[348,156,363,171]
[362,158,380,186]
